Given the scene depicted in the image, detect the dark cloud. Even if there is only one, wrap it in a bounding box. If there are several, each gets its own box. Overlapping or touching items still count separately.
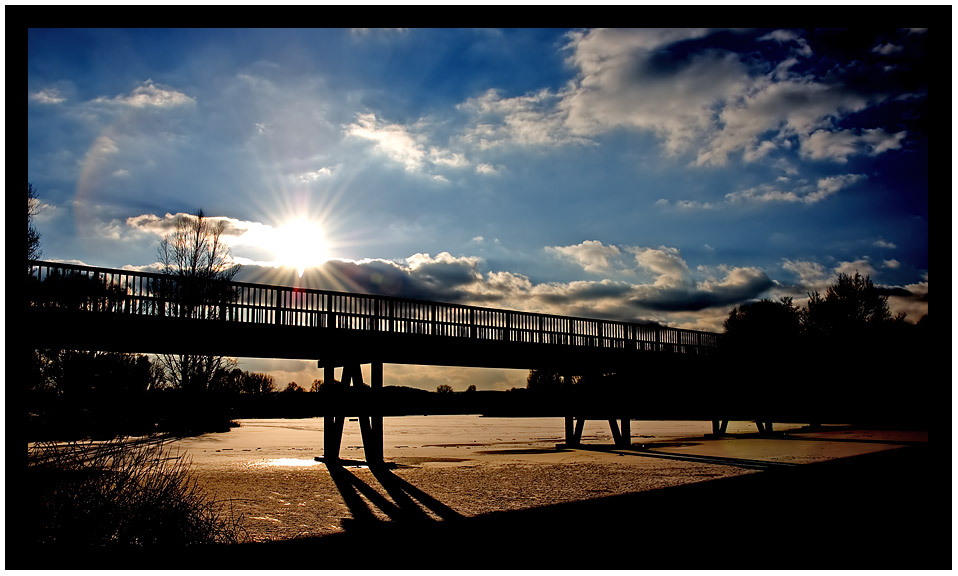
[534,281,633,306]
[634,272,775,313]
[237,255,482,304]
[876,286,914,298]
[644,29,770,78]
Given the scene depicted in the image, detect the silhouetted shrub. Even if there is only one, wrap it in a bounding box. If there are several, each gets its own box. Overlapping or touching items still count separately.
[25,437,242,549]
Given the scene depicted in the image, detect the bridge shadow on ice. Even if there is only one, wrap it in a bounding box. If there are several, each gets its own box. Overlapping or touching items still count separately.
[217,444,942,570]
[323,460,465,527]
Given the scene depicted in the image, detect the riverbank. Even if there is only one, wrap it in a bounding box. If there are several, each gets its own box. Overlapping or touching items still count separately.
[15,420,944,570]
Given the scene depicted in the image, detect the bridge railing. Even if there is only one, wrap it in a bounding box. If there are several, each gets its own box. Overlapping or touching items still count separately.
[26,260,721,355]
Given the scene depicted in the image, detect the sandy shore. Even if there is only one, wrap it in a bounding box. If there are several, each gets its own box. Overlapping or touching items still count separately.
[171,422,941,570]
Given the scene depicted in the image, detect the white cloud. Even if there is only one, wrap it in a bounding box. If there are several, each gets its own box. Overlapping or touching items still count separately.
[429,148,468,168]
[31,88,66,104]
[549,240,623,274]
[457,28,904,173]
[834,259,877,279]
[629,246,691,289]
[871,43,903,56]
[783,259,828,288]
[344,113,426,172]
[758,29,813,58]
[802,129,906,162]
[873,238,897,249]
[657,198,716,210]
[725,173,863,205]
[297,167,333,182]
[345,113,469,177]
[93,79,195,109]
[126,212,264,245]
[448,28,914,178]
[883,259,900,269]
[698,79,869,166]
[407,251,480,269]
[459,88,587,149]
[563,29,747,157]
[93,135,119,156]
[475,163,499,175]
[809,173,866,202]
[698,265,772,296]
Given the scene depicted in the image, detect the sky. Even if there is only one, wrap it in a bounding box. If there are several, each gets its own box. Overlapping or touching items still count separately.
[26,27,930,391]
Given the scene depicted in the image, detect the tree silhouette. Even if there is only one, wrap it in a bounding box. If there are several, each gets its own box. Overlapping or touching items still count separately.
[243,371,275,395]
[802,272,892,340]
[435,384,453,394]
[283,382,305,394]
[526,368,561,392]
[719,273,922,424]
[27,182,41,263]
[723,297,801,352]
[155,209,241,392]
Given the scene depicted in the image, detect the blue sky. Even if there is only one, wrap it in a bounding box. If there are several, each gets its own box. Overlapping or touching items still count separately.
[26,27,930,390]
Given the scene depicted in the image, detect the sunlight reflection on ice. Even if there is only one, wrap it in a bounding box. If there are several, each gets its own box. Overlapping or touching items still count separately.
[248,458,322,468]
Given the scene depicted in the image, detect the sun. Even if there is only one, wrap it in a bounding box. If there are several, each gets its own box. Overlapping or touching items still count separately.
[273,218,330,277]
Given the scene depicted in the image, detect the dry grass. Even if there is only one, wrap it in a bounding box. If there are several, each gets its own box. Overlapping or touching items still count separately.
[25,436,244,548]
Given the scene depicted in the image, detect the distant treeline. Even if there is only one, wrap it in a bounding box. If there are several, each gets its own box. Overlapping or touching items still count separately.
[23,348,597,441]
[523,272,931,427]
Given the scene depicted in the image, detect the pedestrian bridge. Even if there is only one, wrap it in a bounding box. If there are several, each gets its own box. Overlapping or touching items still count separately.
[25,260,734,462]
[24,260,721,369]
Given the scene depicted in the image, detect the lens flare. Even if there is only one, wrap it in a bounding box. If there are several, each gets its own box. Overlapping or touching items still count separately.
[273,218,329,277]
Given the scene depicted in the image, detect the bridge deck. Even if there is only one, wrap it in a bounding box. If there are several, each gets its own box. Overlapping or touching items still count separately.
[24,260,721,371]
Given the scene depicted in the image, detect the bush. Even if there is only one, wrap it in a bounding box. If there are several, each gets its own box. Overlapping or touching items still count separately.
[25,436,241,549]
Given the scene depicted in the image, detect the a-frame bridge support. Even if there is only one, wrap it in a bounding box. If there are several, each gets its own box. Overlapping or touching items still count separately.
[563,416,632,448]
[711,420,775,435]
[323,361,384,466]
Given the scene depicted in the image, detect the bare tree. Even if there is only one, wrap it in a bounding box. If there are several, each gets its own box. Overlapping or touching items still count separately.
[157,209,239,283]
[27,182,42,262]
[156,210,241,393]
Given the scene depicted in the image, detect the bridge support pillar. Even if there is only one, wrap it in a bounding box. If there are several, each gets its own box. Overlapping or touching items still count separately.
[608,418,631,448]
[322,361,385,466]
[755,421,773,435]
[711,420,730,435]
[324,365,343,463]
[563,416,586,447]
[563,417,631,448]
[361,361,384,465]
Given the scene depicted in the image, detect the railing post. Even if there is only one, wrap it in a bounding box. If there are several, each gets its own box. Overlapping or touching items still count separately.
[322,293,328,328]
[273,288,281,325]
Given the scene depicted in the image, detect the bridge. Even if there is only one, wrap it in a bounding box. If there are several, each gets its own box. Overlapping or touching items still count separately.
[24,259,738,464]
